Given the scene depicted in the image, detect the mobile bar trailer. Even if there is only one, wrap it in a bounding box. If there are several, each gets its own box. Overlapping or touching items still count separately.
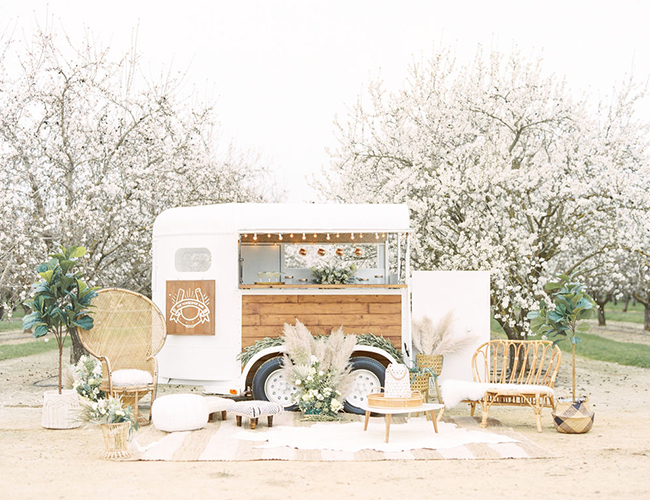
[152,203,490,412]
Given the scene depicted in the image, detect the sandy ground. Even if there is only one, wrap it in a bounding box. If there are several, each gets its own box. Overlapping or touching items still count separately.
[1,326,650,500]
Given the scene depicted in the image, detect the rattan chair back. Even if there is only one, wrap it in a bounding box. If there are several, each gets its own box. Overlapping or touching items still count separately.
[79,288,167,372]
[472,339,562,388]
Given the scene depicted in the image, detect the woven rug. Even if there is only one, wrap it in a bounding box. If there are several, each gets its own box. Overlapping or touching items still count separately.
[132,412,553,461]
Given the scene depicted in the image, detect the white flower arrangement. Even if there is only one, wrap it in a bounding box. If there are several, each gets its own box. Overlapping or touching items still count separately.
[310,264,358,285]
[69,355,105,402]
[78,396,140,437]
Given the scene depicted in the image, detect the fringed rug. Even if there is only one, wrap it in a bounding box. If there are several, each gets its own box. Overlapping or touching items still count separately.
[132,412,553,462]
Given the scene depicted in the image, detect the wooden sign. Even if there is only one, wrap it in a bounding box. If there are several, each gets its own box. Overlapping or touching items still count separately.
[166,280,216,335]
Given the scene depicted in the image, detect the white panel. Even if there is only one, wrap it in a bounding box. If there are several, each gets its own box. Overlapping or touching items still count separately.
[411,271,490,382]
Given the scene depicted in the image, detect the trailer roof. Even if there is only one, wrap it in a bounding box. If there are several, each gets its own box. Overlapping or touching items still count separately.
[153,203,411,237]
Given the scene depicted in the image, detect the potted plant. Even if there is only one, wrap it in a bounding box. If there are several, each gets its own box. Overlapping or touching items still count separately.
[310,263,358,285]
[527,271,596,434]
[411,311,478,402]
[78,396,140,460]
[22,245,98,429]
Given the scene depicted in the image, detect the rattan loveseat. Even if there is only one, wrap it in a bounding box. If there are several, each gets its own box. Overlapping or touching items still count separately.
[443,339,562,432]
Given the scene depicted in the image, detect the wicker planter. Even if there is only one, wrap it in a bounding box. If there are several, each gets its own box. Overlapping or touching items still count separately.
[413,354,444,403]
[552,397,594,434]
[42,390,81,429]
[100,422,132,460]
[416,354,443,376]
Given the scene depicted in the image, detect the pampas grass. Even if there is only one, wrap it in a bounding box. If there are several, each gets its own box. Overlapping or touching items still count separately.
[280,320,357,418]
[412,311,478,355]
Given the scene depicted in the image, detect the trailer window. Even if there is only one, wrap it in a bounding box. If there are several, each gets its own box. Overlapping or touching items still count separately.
[175,248,212,272]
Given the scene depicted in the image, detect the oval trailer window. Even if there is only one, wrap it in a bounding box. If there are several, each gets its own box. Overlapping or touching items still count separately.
[175,248,212,272]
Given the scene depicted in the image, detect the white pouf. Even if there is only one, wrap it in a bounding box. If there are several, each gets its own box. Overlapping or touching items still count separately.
[152,394,209,432]
[152,394,234,432]
[111,369,154,387]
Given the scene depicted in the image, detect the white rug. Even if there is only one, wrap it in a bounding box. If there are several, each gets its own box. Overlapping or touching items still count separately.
[133,412,553,461]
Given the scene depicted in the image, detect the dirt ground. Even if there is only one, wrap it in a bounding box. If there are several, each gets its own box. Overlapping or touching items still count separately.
[1,325,650,500]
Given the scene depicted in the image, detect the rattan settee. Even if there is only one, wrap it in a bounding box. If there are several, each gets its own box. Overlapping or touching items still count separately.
[444,339,562,432]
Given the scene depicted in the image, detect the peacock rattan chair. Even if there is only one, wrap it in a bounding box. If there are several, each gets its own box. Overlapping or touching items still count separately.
[78,288,167,424]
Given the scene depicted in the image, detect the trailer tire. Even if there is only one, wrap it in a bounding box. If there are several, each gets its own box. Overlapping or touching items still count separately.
[251,357,299,411]
[343,356,386,414]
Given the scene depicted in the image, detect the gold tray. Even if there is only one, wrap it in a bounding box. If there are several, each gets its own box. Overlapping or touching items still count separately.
[367,391,424,408]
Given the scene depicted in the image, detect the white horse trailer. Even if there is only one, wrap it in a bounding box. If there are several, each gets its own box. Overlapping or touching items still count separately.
[152,203,489,412]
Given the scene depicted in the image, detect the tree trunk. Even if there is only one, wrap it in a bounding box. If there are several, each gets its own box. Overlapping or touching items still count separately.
[622,296,630,313]
[69,328,90,365]
[594,293,610,327]
[645,304,650,332]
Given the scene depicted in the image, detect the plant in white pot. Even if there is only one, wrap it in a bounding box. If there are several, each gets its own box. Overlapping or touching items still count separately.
[22,245,98,429]
[527,271,596,434]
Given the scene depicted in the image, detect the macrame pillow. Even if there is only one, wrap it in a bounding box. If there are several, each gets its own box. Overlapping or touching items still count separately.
[111,369,154,387]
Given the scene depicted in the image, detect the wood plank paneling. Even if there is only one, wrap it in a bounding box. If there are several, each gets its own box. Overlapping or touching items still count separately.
[241,294,403,348]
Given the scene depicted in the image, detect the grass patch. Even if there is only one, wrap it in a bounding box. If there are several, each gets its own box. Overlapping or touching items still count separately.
[604,301,646,325]
[491,315,650,368]
[0,337,71,361]
[0,309,25,333]
[555,333,650,368]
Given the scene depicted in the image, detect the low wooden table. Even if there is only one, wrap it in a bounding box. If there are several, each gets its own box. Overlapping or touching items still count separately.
[357,402,445,443]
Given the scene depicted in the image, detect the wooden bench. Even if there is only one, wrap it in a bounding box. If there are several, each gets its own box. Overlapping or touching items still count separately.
[460,340,562,432]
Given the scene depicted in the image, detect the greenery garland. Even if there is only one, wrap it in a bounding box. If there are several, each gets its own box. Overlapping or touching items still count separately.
[236,331,404,366]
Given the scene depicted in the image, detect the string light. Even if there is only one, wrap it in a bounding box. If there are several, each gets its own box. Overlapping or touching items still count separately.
[326,234,330,241]
[375,233,379,239]
[313,234,317,238]
[302,233,306,240]
[267,234,271,239]
[253,233,258,241]
[278,234,283,241]
[351,233,355,240]
[290,233,294,238]
[336,233,340,238]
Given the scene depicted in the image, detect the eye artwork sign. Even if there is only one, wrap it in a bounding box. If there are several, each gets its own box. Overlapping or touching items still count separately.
[165,280,216,335]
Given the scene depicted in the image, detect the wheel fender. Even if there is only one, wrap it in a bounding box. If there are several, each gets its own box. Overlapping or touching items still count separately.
[241,346,287,390]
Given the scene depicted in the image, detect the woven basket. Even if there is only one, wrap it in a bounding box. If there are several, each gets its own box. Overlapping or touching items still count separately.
[368,391,424,408]
[552,397,594,434]
[416,354,443,377]
[100,422,132,460]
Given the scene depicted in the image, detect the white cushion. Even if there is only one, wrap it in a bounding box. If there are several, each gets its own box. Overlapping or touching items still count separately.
[111,369,153,387]
[152,394,208,432]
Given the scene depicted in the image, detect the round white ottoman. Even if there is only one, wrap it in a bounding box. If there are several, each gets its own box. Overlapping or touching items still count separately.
[152,394,208,432]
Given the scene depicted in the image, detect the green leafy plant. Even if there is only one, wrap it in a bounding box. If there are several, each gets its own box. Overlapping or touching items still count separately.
[310,264,358,285]
[527,271,596,402]
[22,245,98,394]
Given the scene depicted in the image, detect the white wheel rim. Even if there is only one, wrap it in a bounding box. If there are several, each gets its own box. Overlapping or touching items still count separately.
[345,368,381,407]
[263,368,298,407]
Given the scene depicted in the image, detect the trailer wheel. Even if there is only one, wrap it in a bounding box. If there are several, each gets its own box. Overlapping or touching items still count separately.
[251,357,299,410]
[343,357,386,414]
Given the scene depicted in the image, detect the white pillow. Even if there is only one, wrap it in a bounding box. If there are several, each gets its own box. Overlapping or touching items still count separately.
[111,369,153,387]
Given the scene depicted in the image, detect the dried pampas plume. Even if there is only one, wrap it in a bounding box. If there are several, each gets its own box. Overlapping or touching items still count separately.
[412,310,477,356]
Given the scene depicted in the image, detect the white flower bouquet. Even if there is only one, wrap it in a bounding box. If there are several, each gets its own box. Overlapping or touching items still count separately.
[69,355,106,402]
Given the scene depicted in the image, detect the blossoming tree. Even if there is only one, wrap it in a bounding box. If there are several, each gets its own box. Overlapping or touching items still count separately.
[0,28,271,319]
[317,47,650,339]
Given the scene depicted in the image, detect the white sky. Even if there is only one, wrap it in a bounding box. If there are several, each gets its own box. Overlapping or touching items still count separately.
[2,1,650,201]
